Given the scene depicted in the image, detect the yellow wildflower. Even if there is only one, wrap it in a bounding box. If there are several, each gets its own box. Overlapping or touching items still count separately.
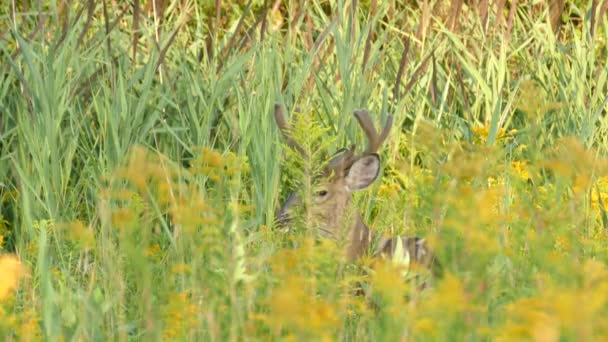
[413,318,437,334]
[471,124,491,144]
[471,123,510,145]
[0,255,27,301]
[145,243,162,258]
[431,273,469,313]
[583,259,608,287]
[110,208,137,228]
[378,183,400,200]
[60,220,95,250]
[554,235,570,254]
[369,258,410,309]
[162,292,199,338]
[18,310,42,340]
[171,263,192,274]
[268,274,341,335]
[201,148,224,168]
[511,160,530,181]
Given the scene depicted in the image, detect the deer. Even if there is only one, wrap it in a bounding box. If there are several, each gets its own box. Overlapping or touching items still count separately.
[273,103,443,292]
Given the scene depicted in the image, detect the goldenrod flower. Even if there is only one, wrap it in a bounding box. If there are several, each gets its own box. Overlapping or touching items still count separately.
[511,160,530,181]
[145,243,162,258]
[0,255,27,301]
[60,220,95,250]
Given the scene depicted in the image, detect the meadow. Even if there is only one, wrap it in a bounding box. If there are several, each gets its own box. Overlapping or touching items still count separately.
[1,0,608,340]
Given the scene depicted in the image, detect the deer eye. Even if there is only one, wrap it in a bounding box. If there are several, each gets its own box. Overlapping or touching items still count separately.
[315,190,328,197]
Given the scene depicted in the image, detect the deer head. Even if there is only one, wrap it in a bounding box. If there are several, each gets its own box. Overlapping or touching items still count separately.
[273,104,394,259]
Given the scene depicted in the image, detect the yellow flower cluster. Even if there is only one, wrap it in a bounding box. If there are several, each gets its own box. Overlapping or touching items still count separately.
[378,182,401,200]
[0,255,27,301]
[499,260,608,340]
[58,220,95,250]
[101,145,252,270]
[191,147,250,183]
[162,292,199,338]
[266,275,340,338]
[251,238,352,339]
[589,176,608,211]
[471,123,517,146]
[145,243,162,259]
[511,160,531,181]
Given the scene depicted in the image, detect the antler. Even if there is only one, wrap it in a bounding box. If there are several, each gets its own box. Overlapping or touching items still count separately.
[274,105,393,177]
[353,109,394,154]
[274,103,308,158]
[326,110,393,177]
[327,145,356,176]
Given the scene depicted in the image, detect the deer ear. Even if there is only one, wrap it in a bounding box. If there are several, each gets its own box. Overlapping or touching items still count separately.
[345,154,381,191]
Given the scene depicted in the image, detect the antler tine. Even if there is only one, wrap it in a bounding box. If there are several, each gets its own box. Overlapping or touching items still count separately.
[353,109,394,154]
[327,145,356,176]
[378,115,394,146]
[274,103,308,158]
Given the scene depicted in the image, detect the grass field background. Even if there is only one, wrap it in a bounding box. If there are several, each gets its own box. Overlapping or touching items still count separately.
[2,0,608,340]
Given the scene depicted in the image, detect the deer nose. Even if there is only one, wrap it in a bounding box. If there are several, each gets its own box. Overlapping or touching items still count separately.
[275,212,292,229]
[275,207,293,231]
[275,192,299,231]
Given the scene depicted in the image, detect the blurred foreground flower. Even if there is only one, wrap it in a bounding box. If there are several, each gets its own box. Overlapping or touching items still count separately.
[0,255,27,301]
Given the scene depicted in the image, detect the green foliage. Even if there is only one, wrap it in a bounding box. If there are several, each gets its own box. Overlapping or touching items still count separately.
[1,0,608,340]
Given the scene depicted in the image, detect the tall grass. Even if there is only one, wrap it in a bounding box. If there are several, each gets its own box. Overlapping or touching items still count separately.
[1,0,608,340]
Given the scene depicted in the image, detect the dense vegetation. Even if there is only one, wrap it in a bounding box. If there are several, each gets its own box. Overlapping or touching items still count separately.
[2,0,608,340]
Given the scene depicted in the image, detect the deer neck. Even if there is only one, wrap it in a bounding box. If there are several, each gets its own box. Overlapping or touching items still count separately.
[345,213,373,262]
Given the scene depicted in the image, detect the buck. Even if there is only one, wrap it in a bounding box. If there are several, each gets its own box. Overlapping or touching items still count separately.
[273,104,442,286]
